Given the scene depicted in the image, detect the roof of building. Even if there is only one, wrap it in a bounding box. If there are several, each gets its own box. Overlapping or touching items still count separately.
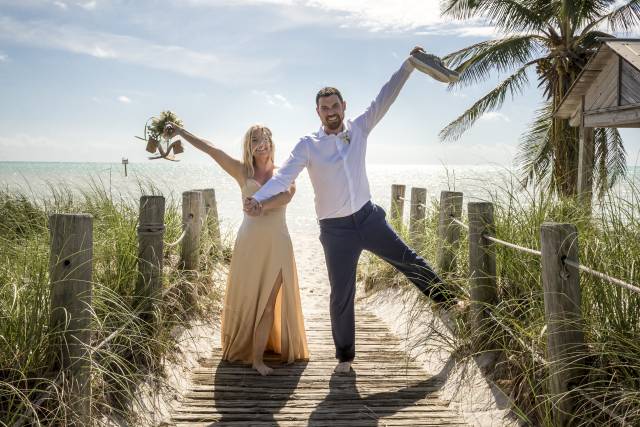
[555,39,640,119]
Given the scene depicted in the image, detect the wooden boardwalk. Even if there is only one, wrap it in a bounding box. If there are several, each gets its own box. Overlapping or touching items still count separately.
[170,235,467,426]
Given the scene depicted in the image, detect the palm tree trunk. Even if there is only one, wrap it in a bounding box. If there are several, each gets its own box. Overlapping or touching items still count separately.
[552,70,580,197]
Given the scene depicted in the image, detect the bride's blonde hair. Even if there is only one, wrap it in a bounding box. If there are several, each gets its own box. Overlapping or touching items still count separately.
[242,124,274,178]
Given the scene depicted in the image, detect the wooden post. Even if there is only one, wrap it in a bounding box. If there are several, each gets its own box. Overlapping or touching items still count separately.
[468,202,497,345]
[48,213,93,425]
[180,191,203,271]
[200,188,221,252]
[577,126,594,209]
[540,223,586,426]
[409,187,427,249]
[136,196,165,322]
[390,184,406,224]
[437,191,463,275]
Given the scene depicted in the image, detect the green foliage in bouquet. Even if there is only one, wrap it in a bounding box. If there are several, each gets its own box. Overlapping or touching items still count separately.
[135,110,185,161]
[147,110,183,141]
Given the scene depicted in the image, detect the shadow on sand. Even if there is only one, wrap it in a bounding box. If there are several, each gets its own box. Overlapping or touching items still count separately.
[210,352,307,425]
[307,356,457,426]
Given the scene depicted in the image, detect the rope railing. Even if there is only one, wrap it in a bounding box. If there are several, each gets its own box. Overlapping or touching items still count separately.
[450,216,469,230]
[164,207,211,248]
[484,234,542,257]
[450,214,639,293]
[564,258,640,295]
[389,186,638,425]
[166,221,190,247]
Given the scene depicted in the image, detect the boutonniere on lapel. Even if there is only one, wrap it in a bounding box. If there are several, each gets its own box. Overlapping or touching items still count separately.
[340,131,351,145]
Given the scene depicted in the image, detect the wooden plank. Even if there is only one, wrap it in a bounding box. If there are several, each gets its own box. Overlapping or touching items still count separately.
[606,40,640,72]
[585,57,619,111]
[584,105,640,127]
[175,421,467,427]
[170,253,467,426]
[620,58,640,105]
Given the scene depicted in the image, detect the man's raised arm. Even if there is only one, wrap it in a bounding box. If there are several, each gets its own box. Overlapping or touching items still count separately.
[252,138,309,203]
[353,56,415,136]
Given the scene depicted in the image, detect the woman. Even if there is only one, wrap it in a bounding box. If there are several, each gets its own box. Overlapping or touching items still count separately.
[165,123,309,375]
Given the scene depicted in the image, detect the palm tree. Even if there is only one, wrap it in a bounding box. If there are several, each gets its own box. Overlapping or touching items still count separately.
[439,0,637,197]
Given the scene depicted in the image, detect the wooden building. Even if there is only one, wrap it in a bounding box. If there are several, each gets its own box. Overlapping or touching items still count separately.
[555,38,640,203]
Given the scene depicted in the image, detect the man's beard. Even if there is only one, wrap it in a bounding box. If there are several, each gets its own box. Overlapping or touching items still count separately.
[324,114,343,130]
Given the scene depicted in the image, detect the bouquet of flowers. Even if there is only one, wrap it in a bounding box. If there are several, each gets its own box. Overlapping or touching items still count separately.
[136,110,184,161]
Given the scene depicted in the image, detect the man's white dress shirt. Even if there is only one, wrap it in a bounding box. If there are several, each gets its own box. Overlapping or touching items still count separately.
[253,59,414,220]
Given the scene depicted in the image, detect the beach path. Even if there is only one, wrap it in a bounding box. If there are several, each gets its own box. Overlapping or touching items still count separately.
[169,233,467,426]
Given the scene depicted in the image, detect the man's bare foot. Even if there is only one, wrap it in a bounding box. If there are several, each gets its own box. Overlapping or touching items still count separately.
[334,361,352,374]
[253,362,273,376]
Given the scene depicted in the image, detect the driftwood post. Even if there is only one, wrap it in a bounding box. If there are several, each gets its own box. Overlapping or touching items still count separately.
[468,202,497,347]
[180,190,203,271]
[48,213,93,425]
[136,196,165,323]
[540,223,586,426]
[390,184,406,225]
[409,187,427,249]
[200,188,221,253]
[437,191,463,275]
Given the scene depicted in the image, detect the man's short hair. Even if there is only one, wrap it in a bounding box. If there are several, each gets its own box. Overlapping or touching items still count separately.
[316,87,343,106]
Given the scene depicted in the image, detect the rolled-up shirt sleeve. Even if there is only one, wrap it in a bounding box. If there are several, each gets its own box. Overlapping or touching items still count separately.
[353,59,414,136]
[253,138,309,203]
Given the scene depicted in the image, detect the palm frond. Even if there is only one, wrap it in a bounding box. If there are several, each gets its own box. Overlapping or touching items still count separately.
[594,127,627,197]
[439,61,534,142]
[444,36,544,88]
[516,101,554,188]
[572,0,612,31]
[607,0,640,32]
[441,0,548,33]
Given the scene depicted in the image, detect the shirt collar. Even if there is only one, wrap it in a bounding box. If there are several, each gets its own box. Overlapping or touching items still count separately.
[318,122,348,138]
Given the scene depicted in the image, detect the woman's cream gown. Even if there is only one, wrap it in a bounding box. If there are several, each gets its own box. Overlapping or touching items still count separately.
[221,178,309,364]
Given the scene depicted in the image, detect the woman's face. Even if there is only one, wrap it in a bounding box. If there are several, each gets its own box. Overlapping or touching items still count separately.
[251,129,272,160]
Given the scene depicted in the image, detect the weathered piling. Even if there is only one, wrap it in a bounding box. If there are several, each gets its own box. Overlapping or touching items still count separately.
[409,187,427,248]
[200,188,221,253]
[180,190,204,271]
[437,191,463,275]
[136,196,165,322]
[390,184,406,224]
[540,222,586,426]
[468,202,497,346]
[48,213,93,425]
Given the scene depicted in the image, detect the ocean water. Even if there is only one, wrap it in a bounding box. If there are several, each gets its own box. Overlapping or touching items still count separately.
[1,161,638,236]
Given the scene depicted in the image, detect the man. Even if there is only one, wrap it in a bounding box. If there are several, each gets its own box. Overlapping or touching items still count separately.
[244,46,460,374]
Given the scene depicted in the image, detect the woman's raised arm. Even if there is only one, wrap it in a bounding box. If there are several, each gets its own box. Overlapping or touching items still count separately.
[165,124,245,183]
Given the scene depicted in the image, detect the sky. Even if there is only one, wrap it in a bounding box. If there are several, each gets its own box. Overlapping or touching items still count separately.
[0,0,639,167]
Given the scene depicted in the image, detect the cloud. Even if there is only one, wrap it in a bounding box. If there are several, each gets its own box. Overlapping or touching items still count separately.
[117,95,131,103]
[252,90,293,109]
[0,52,7,62]
[184,0,495,36]
[0,15,279,85]
[77,0,97,10]
[53,1,68,9]
[479,111,510,122]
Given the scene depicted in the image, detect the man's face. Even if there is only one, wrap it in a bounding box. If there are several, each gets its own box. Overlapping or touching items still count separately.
[316,95,346,131]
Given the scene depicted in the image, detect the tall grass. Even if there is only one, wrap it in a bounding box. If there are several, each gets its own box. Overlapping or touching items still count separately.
[0,181,229,426]
[359,176,640,426]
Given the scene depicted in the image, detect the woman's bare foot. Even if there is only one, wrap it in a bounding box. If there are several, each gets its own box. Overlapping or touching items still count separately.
[253,362,274,376]
[334,361,352,374]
